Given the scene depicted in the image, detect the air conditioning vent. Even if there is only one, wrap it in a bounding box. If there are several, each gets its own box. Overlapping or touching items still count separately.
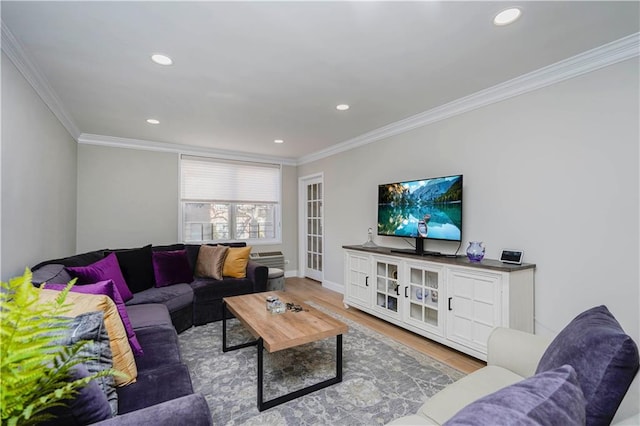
[250,251,284,270]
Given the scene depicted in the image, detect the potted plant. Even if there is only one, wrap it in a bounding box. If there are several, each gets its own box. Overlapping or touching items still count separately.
[1,269,116,425]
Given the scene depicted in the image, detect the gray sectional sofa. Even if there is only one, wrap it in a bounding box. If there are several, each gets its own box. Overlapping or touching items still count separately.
[31,242,269,425]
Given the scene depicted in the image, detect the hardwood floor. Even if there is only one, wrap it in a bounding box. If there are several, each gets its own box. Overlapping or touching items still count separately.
[285,277,485,374]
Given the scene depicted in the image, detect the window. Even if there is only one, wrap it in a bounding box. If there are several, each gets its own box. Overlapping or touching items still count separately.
[180,155,281,244]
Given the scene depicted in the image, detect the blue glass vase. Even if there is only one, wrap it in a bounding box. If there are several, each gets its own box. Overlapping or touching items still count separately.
[466,241,485,262]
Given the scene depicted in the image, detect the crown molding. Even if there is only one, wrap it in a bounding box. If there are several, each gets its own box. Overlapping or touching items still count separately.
[3,16,637,166]
[1,20,81,139]
[77,133,298,166]
[297,32,640,165]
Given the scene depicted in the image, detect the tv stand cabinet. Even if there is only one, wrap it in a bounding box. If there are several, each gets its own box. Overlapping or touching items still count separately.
[343,245,535,360]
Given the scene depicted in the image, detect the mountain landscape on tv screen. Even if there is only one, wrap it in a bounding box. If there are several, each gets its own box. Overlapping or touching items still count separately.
[378,176,462,240]
[379,176,462,206]
[412,177,462,204]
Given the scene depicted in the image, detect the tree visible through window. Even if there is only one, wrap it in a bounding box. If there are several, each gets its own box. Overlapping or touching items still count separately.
[180,155,281,243]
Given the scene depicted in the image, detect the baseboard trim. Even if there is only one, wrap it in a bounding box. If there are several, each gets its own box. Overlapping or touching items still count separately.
[284,270,298,278]
[322,279,345,295]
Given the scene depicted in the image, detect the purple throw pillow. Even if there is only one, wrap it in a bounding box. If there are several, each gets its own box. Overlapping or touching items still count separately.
[44,280,143,356]
[536,305,639,426]
[152,249,194,287]
[66,253,133,302]
[444,365,586,426]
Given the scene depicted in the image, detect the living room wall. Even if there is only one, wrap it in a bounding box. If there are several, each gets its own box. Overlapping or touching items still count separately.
[1,52,78,281]
[76,145,179,251]
[298,58,639,345]
[75,144,299,273]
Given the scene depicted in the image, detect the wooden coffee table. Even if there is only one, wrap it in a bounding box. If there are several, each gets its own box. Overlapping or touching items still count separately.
[222,291,348,411]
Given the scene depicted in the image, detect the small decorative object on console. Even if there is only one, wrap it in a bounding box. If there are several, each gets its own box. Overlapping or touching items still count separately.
[500,249,524,264]
[362,228,378,248]
[466,241,485,262]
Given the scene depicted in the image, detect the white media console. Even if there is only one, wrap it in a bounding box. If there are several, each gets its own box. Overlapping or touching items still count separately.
[343,245,535,360]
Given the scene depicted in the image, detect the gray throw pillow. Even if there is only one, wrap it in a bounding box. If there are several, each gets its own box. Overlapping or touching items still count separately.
[31,263,72,286]
[536,305,639,426]
[56,311,118,416]
[444,364,586,426]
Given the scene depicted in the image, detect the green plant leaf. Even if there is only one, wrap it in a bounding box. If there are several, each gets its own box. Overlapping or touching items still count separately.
[0,269,120,424]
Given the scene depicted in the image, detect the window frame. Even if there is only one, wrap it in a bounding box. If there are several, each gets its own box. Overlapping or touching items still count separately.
[178,155,282,245]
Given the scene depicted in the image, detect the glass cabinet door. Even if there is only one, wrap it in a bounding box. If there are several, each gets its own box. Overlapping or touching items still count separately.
[373,258,400,318]
[405,263,444,336]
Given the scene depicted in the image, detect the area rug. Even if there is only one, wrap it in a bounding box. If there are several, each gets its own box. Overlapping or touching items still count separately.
[178,303,464,425]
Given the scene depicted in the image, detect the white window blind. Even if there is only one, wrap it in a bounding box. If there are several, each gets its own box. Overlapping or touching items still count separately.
[181,156,280,203]
[180,155,281,243]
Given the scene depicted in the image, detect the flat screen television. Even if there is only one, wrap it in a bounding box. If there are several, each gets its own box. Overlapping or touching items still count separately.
[377,174,463,255]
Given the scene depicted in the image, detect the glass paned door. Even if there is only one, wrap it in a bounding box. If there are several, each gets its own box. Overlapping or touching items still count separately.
[404,262,444,336]
[373,258,400,318]
[303,177,323,281]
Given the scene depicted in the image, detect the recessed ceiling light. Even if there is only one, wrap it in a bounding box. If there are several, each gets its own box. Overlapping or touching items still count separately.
[336,104,350,111]
[151,54,173,65]
[274,139,284,144]
[146,118,160,124]
[493,8,522,26]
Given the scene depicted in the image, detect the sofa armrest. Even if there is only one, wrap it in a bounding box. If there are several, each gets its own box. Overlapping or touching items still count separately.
[487,327,553,378]
[92,394,212,426]
[246,260,268,293]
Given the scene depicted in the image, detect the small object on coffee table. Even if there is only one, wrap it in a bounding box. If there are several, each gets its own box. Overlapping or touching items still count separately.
[266,296,278,312]
[271,300,286,314]
[266,296,286,314]
[286,302,308,312]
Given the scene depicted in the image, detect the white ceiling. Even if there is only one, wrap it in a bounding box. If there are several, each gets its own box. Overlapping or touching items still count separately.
[2,1,639,162]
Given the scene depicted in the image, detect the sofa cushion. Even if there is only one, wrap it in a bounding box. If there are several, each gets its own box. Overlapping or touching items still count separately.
[55,312,118,416]
[31,263,72,286]
[153,249,193,287]
[444,365,586,426]
[115,363,194,415]
[185,244,202,271]
[536,305,639,426]
[220,242,248,248]
[39,289,137,387]
[190,277,254,302]
[107,245,155,294]
[133,325,182,372]
[92,394,212,426]
[126,303,173,330]
[32,250,106,270]
[195,245,229,280]
[45,280,143,357]
[125,284,193,314]
[222,246,251,278]
[41,363,113,426]
[66,253,133,302]
[416,365,524,424]
[152,243,186,252]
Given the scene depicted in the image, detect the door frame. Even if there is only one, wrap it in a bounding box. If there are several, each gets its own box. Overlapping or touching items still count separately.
[298,172,324,280]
